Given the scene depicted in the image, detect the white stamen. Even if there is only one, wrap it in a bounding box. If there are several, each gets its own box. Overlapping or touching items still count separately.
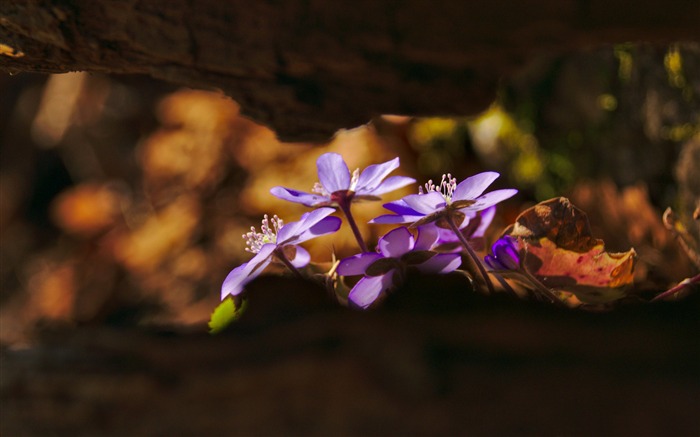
[243,214,284,253]
[349,168,360,191]
[311,182,329,196]
[419,173,457,202]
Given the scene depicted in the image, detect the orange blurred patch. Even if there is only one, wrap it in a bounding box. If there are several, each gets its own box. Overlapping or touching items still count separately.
[51,183,125,238]
[27,260,77,321]
[141,90,240,198]
[115,195,200,273]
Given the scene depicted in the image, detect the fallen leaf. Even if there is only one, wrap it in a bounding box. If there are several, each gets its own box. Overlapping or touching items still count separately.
[505,197,636,304]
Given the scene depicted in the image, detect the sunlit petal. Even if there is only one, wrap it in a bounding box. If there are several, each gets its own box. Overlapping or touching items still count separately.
[277,207,336,243]
[377,226,414,257]
[270,186,329,207]
[220,244,275,298]
[414,225,439,250]
[295,216,342,244]
[473,206,496,238]
[462,189,518,212]
[317,153,351,193]
[348,274,395,309]
[402,192,446,214]
[337,252,383,276]
[356,157,399,192]
[288,245,311,268]
[415,253,462,274]
[367,175,416,195]
[369,213,420,224]
[452,171,500,201]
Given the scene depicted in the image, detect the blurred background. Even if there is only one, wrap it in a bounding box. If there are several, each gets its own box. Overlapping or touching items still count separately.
[1,43,698,346]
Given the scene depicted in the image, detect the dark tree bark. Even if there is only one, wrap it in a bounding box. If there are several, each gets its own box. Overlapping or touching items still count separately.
[1,0,699,140]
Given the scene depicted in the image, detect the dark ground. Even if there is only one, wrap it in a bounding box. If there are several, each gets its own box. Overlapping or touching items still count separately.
[2,275,699,436]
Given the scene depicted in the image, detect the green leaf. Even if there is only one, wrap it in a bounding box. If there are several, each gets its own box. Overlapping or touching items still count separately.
[208,297,246,334]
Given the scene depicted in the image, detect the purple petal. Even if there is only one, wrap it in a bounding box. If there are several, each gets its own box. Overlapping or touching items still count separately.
[369,213,421,224]
[348,273,395,309]
[295,216,342,244]
[372,176,416,196]
[270,186,329,207]
[381,199,418,215]
[402,191,446,214]
[484,255,502,270]
[317,153,350,193]
[365,175,416,196]
[288,245,311,268]
[377,226,414,257]
[220,244,275,298]
[473,206,496,238]
[436,225,458,243]
[462,189,518,212]
[369,200,424,224]
[492,236,520,270]
[355,157,399,193]
[453,172,500,201]
[221,264,250,299]
[337,252,383,276]
[277,207,336,243]
[414,225,439,250]
[415,253,462,274]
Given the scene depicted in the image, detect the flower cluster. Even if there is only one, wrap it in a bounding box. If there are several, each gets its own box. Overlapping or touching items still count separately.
[219,152,521,317]
[210,150,669,332]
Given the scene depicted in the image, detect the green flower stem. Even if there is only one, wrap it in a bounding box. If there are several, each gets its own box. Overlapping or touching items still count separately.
[274,248,305,280]
[338,201,369,253]
[651,273,700,302]
[445,213,495,295]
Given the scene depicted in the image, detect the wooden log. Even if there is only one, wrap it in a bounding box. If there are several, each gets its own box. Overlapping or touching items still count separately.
[2,276,699,435]
[2,0,699,140]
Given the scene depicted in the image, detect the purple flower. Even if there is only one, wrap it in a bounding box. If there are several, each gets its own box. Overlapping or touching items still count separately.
[270,153,415,207]
[371,172,517,228]
[484,235,521,271]
[221,208,341,299]
[337,227,462,309]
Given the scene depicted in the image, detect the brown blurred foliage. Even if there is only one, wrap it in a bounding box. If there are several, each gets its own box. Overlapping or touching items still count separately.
[572,180,696,291]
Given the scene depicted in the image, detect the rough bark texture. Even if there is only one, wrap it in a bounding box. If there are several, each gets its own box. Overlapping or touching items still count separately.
[1,0,699,140]
[2,276,699,436]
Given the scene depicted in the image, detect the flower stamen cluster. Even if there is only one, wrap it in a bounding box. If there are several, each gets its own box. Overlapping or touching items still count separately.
[243,214,283,254]
[419,173,457,203]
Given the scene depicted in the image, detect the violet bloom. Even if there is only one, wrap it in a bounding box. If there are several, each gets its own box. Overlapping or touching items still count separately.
[270,153,416,207]
[337,227,462,309]
[221,208,341,299]
[484,235,521,271]
[371,172,516,228]
[271,152,415,253]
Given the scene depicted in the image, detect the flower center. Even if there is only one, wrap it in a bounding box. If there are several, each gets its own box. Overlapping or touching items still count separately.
[243,214,283,253]
[419,173,457,203]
